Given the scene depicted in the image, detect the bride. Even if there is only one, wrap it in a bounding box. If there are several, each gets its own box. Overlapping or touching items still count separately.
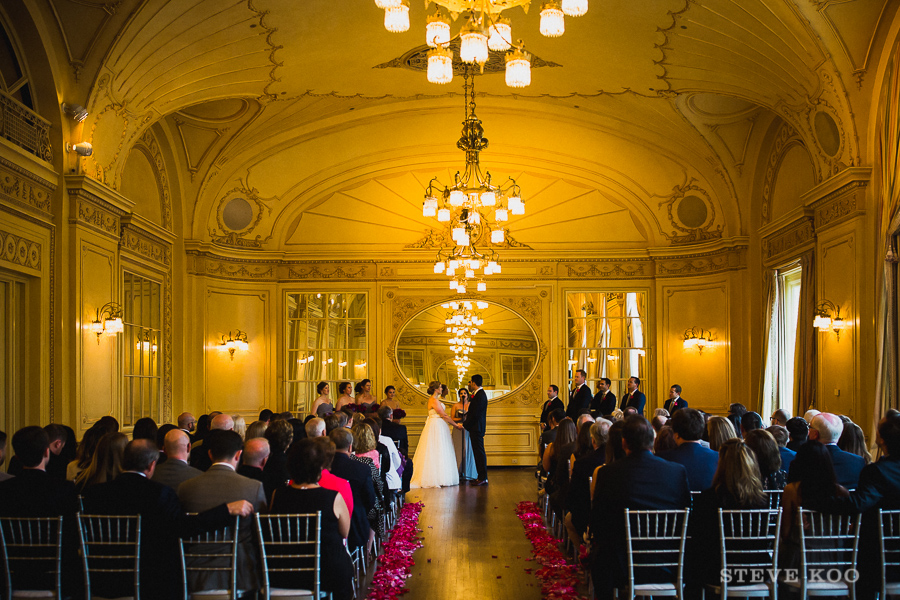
[410,381,463,489]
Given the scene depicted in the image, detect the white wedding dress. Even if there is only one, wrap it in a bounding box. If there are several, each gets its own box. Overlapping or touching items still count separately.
[410,409,460,488]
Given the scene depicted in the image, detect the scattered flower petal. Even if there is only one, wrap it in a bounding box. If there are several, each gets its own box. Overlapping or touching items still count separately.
[366,502,424,600]
[515,501,588,600]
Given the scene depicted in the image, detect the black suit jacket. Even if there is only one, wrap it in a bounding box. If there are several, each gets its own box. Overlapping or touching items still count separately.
[591,391,617,417]
[659,442,719,491]
[464,388,488,436]
[620,390,647,414]
[664,397,688,413]
[330,452,376,549]
[540,397,565,427]
[787,443,865,490]
[82,472,231,600]
[566,384,593,420]
[381,420,409,456]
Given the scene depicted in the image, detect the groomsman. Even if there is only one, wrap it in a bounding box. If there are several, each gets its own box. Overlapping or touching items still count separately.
[591,378,617,417]
[566,369,593,420]
[540,385,565,431]
[664,384,688,414]
[619,376,646,415]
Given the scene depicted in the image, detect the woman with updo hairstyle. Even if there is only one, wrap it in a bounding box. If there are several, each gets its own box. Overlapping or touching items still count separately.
[263,419,294,490]
[355,379,376,411]
[312,381,334,418]
[350,422,385,539]
[269,438,353,600]
[335,382,354,410]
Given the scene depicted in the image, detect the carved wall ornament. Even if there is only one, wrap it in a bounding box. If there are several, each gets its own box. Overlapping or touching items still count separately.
[119,227,170,267]
[0,162,54,216]
[210,185,277,248]
[762,123,802,226]
[204,260,276,280]
[135,130,174,231]
[0,229,41,271]
[655,178,724,245]
[564,261,649,278]
[656,247,746,276]
[762,217,816,262]
[288,264,371,279]
[74,198,121,238]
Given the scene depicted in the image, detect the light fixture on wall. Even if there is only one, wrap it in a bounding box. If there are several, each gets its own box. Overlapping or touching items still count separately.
[813,300,847,341]
[89,302,124,344]
[62,103,89,122]
[683,327,714,355]
[66,141,93,156]
[219,330,249,361]
[135,329,158,353]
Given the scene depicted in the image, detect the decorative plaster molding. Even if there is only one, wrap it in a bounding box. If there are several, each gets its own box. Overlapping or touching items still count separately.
[762,123,801,226]
[656,178,724,245]
[73,197,121,238]
[0,161,54,216]
[288,264,372,279]
[205,259,276,280]
[564,261,650,278]
[811,180,866,229]
[119,226,170,267]
[762,217,815,262]
[656,246,746,276]
[135,129,174,231]
[0,228,41,272]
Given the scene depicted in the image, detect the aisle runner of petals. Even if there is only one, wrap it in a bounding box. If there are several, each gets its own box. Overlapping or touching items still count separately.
[515,501,588,600]
[366,501,424,599]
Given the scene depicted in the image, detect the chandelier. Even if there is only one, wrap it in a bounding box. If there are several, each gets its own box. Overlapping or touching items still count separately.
[443,300,487,382]
[374,0,588,87]
[426,69,524,293]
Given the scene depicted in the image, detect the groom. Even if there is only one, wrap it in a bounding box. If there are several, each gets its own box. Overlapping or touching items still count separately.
[464,374,489,486]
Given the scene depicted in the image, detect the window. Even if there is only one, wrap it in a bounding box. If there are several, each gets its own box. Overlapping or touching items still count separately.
[397,350,425,386]
[285,293,367,413]
[566,292,649,403]
[0,20,33,109]
[501,354,534,389]
[122,272,162,426]
[763,266,802,416]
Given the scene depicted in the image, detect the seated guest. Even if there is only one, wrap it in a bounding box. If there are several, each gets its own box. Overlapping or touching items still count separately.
[371,416,402,494]
[707,416,739,452]
[838,421,873,464]
[651,414,668,433]
[0,429,9,481]
[233,415,247,439]
[329,428,375,552]
[565,419,609,546]
[540,408,565,461]
[177,429,266,593]
[726,403,747,436]
[263,419,294,491]
[378,405,408,455]
[766,424,796,472]
[660,408,719,491]
[590,416,691,600]
[152,429,202,490]
[269,438,353,600]
[177,412,197,442]
[82,439,253,600]
[8,423,69,480]
[785,417,809,452]
[313,436,354,516]
[74,431,127,494]
[653,426,677,454]
[237,437,283,505]
[66,423,105,481]
[770,408,790,427]
[305,417,326,438]
[189,413,234,471]
[245,420,267,440]
[132,417,158,442]
[155,423,178,463]
[542,417,577,501]
[789,412,864,489]
[351,422,384,543]
[551,418,588,520]
[804,409,821,423]
[740,411,764,438]
[744,429,786,490]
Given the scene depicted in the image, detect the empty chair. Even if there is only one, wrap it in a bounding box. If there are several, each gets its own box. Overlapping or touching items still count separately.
[879,509,900,600]
[702,509,781,600]
[0,516,63,599]
[619,509,690,600]
[78,514,141,600]
[784,509,860,600]
[256,513,326,599]
[179,515,241,599]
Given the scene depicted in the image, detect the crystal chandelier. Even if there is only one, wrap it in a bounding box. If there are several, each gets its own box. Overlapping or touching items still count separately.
[373,0,589,87]
[443,300,487,382]
[425,69,524,293]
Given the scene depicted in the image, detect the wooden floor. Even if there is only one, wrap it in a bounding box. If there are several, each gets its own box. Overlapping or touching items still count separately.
[399,467,543,600]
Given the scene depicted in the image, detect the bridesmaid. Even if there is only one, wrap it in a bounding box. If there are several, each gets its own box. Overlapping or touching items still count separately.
[355,379,377,411]
[335,382,354,410]
[310,382,333,417]
[380,385,400,411]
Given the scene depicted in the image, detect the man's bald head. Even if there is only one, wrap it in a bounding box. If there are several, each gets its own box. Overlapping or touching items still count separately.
[177,412,196,431]
[210,413,234,431]
[164,429,191,460]
[242,438,270,468]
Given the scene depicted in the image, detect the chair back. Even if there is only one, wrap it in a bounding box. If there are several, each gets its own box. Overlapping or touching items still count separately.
[623,509,690,592]
[717,509,781,592]
[0,516,63,599]
[77,513,141,600]
[796,509,859,591]
[879,509,900,597]
[179,515,240,600]
[766,490,783,509]
[255,513,321,600]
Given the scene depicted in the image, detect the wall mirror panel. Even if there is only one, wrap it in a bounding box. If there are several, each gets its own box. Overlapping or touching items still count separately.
[396,301,539,401]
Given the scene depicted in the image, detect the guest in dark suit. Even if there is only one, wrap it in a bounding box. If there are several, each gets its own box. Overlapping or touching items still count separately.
[177,411,197,443]
[540,385,565,430]
[659,408,719,491]
[189,413,234,471]
[566,369,593,420]
[377,405,413,492]
[788,412,864,489]
[238,437,283,505]
[7,423,69,480]
[540,408,566,461]
[663,384,688,414]
[465,374,490,485]
[591,378,617,417]
[590,416,691,600]
[177,429,266,593]
[152,429,202,490]
[82,439,253,600]
[619,376,647,415]
[785,416,809,452]
[329,428,376,550]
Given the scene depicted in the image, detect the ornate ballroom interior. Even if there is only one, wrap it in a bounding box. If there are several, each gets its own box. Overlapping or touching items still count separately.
[1,0,898,463]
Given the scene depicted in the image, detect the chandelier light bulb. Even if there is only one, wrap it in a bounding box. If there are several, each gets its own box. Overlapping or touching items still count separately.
[426,11,451,47]
[469,210,481,224]
[449,189,465,206]
[426,46,454,84]
[434,261,445,274]
[540,2,565,37]
[505,44,532,88]
[449,259,459,270]
[491,229,505,244]
[374,0,401,8]
[437,208,451,222]
[480,191,496,206]
[483,263,493,275]
[495,208,508,221]
[457,281,467,293]
[467,259,480,269]
[488,17,512,51]
[452,226,465,241]
[384,1,410,33]
[460,17,489,64]
[459,232,470,246]
[562,0,588,16]
[477,280,487,291]
[509,195,525,215]
[465,268,475,279]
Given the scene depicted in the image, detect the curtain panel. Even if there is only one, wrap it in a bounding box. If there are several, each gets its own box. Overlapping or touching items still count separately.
[794,251,817,415]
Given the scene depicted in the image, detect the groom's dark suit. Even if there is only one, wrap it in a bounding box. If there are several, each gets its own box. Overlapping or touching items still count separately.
[464,387,489,482]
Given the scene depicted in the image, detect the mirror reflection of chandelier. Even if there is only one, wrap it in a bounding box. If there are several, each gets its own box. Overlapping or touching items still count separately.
[426,69,524,293]
[443,300,488,382]
[374,0,588,87]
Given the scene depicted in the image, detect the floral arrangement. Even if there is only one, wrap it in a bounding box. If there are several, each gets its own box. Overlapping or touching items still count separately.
[515,501,588,600]
[392,409,407,421]
[366,501,423,599]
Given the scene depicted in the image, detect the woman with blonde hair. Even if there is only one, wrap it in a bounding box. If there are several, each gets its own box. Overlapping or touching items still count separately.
[232,415,247,439]
[350,421,385,541]
[707,416,739,451]
[410,381,463,489]
[75,432,128,494]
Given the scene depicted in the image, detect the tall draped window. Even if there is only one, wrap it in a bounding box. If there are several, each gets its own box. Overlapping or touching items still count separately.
[762,265,802,417]
[285,293,367,413]
[122,272,162,426]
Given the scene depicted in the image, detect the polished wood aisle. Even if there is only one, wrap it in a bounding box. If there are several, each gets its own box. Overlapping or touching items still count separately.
[401,467,543,600]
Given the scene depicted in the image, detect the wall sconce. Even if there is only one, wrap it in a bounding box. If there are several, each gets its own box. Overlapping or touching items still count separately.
[90,302,124,344]
[683,327,714,355]
[66,141,93,156]
[135,330,158,353]
[813,300,847,341]
[62,103,89,122]
[219,330,249,360]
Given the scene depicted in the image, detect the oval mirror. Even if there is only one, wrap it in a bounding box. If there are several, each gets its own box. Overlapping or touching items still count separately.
[396,301,539,402]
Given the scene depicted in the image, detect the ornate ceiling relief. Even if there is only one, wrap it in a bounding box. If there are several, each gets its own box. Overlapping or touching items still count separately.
[209,185,278,249]
[654,178,723,245]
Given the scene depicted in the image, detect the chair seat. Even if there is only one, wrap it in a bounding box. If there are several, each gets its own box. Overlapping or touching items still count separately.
[632,583,679,594]
[784,580,851,592]
[886,582,900,593]
[706,583,772,596]
[11,592,57,599]
[268,588,315,597]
